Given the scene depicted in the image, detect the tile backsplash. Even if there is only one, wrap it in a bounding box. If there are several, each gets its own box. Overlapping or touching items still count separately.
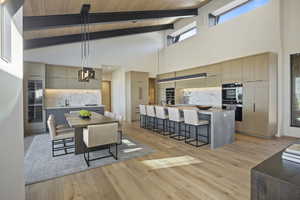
[45,89,101,107]
[179,87,222,107]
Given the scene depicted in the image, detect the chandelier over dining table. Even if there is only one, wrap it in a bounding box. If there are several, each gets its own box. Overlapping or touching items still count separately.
[78,4,96,82]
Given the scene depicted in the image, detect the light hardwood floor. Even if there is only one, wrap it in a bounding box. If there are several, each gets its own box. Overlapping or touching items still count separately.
[26,122,296,200]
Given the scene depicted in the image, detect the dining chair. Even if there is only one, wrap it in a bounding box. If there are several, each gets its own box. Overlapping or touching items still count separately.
[115,114,123,145]
[183,110,210,147]
[83,123,119,167]
[70,111,80,115]
[47,115,75,157]
[104,111,116,119]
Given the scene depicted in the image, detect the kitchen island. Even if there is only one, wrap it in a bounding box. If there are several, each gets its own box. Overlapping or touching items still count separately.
[167,105,235,149]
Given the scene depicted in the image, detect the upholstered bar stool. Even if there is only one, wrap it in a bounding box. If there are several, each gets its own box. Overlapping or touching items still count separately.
[168,107,185,141]
[155,106,169,135]
[139,104,147,128]
[146,105,157,131]
[183,109,210,147]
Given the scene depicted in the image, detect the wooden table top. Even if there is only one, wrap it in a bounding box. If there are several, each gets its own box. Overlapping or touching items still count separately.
[65,112,118,128]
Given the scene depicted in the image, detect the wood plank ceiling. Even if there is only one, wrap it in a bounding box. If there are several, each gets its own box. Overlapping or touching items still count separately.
[23,0,211,47]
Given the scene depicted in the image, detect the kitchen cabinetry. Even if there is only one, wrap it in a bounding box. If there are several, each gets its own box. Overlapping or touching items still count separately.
[23,62,46,135]
[239,53,277,138]
[242,54,269,82]
[242,81,269,137]
[46,65,102,89]
[125,71,149,122]
[157,52,278,137]
[221,59,243,83]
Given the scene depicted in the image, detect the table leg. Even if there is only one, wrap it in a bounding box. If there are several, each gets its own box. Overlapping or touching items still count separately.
[75,127,85,155]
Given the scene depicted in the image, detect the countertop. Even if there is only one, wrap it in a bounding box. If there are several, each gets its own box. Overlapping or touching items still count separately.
[166,104,233,114]
[45,105,105,110]
[252,145,300,186]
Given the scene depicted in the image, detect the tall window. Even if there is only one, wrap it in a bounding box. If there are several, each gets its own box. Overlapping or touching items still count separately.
[291,54,300,127]
[167,22,197,45]
[209,0,270,26]
[0,3,11,62]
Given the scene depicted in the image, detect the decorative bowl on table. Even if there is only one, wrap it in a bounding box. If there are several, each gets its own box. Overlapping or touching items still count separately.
[196,105,212,110]
[79,110,92,119]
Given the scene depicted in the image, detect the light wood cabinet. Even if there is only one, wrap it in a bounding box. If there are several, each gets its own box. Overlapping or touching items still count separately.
[254,54,269,81]
[241,81,272,137]
[242,53,269,82]
[175,78,207,89]
[221,59,242,83]
[46,65,102,89]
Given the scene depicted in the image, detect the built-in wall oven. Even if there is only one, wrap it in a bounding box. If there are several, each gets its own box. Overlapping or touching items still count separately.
[222,83,243,121]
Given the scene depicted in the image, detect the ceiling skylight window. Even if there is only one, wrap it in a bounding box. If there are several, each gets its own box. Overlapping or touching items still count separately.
[209,0,270,26]
[167,21,197,45]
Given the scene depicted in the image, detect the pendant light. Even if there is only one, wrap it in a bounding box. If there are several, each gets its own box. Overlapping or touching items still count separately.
[78,4,96,82]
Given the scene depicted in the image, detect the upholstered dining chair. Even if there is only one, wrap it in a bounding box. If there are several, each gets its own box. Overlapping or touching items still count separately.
[104,111,116,119]
[70,111,81,115]
[83,123,119,167]
[115,114,123,145]
[47,115,75,157]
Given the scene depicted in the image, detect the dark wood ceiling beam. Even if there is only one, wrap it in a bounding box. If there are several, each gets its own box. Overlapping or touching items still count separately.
[24,8,197,31]
[24,24,174,49]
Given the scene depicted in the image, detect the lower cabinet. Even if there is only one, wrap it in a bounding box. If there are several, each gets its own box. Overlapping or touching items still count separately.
[45,107,105,128]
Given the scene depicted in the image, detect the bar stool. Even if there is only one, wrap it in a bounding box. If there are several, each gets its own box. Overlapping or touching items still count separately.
[139,104,147,128]
[183,109,210,147]
[146,105,157,131]
[168,107,185,141]
[155,106,169,135]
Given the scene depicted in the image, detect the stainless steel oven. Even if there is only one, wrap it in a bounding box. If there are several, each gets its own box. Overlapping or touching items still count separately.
[222,83,243,104]
[222,83,243,121]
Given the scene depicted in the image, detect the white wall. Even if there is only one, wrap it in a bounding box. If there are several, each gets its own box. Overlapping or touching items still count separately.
[281,0,300,137]
[111,68,126,119]
[159,0,281,73]
[0,7,25,200]
[24,32,164,77]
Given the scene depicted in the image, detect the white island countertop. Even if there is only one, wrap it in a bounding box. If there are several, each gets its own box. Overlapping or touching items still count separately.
[45,105,105,110]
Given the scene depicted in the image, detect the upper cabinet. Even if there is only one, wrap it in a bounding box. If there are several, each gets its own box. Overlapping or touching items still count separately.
[24,62,46,80]
[45,65,102,89]
[242,53,269,82]
[221,59,243,83]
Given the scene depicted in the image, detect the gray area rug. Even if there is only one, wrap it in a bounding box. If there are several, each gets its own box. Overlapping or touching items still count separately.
[24,134,155,185]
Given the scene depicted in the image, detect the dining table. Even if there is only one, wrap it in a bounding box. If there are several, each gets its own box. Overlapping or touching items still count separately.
[65,112,119,154]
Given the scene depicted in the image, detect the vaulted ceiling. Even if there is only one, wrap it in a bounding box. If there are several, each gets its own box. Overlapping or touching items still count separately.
[23,0,211,49]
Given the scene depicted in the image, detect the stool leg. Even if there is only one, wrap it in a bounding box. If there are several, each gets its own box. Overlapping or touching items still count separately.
[196,126,199,147]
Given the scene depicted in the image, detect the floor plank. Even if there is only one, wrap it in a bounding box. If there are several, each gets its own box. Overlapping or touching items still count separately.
[25,122,296,200]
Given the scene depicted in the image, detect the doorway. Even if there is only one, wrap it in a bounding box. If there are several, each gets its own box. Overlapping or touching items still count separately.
[149,78,156,105]
[101,81,112,112]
